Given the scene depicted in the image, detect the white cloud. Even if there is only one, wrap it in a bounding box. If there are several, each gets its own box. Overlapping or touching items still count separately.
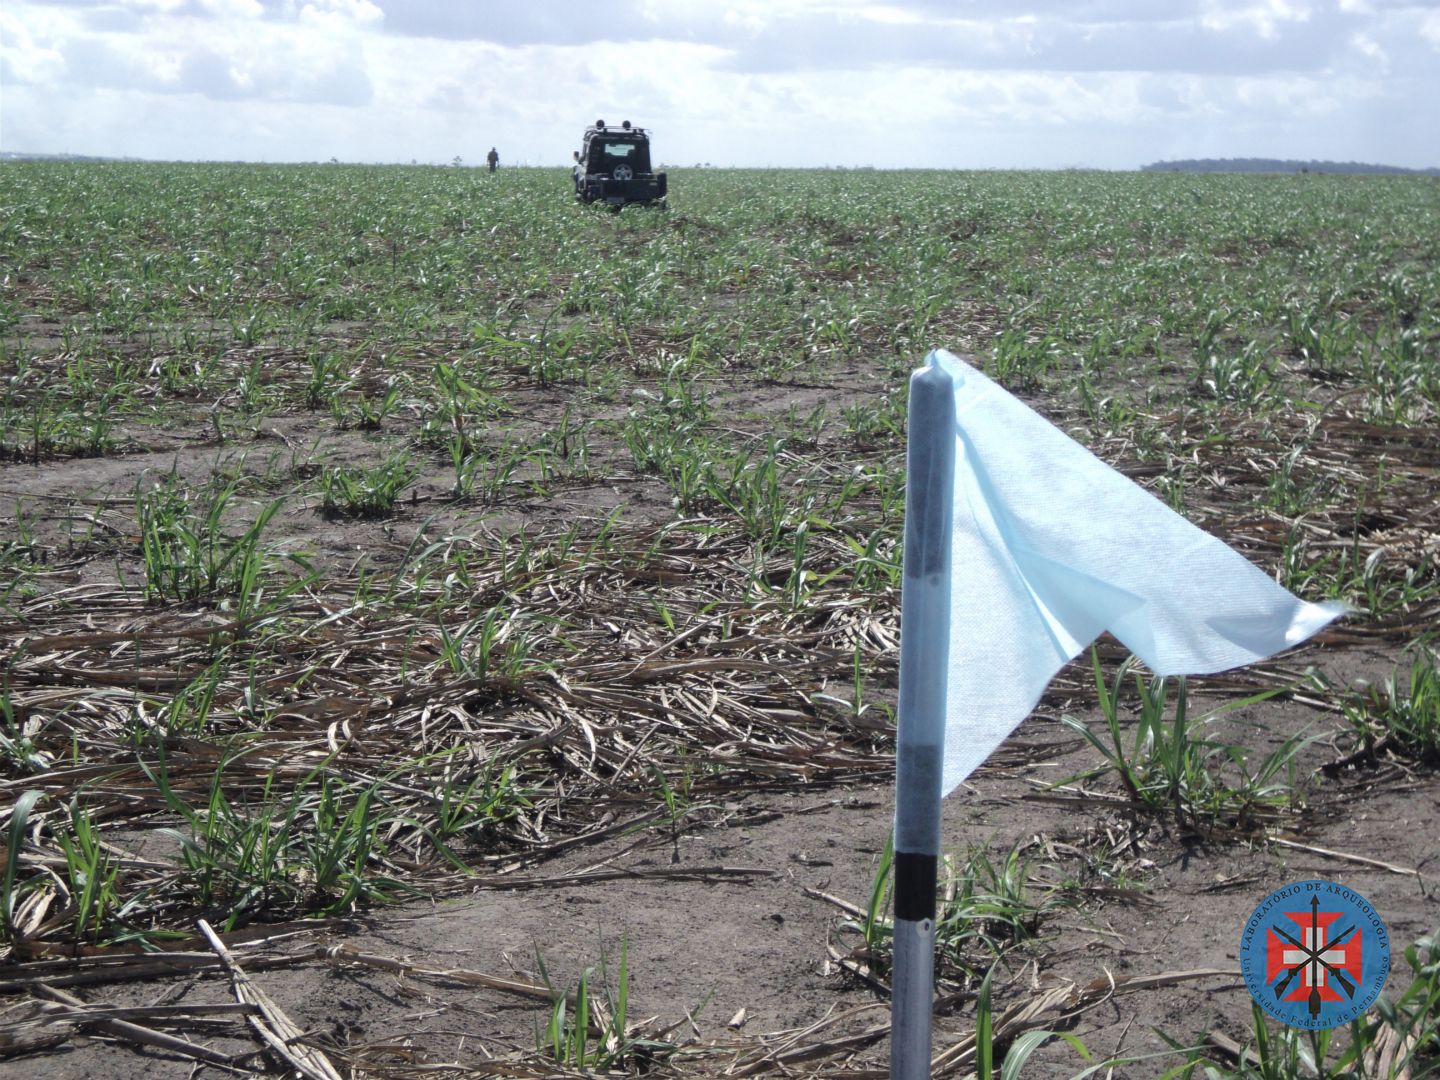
[121,0,192,13]
[3,0,1437,168]
[196,0,265,18]
[1421,9,1440,48]
[0,8,70,85]
[1350,30,1388,68]
[1200,0,1314,39]
[296,0,382,28]
[1234,72,1338,112]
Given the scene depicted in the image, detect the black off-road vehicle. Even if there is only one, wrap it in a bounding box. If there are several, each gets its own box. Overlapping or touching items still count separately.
[573,120,667,209]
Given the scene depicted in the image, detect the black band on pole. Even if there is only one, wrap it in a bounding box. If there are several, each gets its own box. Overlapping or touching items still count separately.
[893,852,938,922]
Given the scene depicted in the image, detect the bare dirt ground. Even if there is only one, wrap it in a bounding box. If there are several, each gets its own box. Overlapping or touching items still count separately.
[10,711,1435,1079]
[2,338,1437,1079]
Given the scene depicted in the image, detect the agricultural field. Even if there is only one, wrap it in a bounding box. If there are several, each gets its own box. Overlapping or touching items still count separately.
[0,162,1437,1078]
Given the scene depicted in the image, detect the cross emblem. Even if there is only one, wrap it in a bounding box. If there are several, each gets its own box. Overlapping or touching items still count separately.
[1242,880,1389,1031]
[1281,926,1349,989]
[1264,895,1363,1016]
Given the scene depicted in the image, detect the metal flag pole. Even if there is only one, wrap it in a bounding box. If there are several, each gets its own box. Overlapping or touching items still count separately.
[891,355,957,1080]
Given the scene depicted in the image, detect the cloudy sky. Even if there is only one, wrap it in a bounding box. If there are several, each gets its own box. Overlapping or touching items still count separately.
[2,0,1438,169]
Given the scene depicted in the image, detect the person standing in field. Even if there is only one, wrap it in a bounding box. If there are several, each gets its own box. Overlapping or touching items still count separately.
[487,147,499,173]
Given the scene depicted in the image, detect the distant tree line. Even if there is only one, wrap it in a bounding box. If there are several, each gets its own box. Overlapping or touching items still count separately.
[0,151,125,162]
[1143,157,1440,176]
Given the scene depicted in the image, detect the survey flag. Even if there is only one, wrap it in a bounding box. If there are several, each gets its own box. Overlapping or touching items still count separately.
[913,348,1343,797]
[889,349,1343,1079]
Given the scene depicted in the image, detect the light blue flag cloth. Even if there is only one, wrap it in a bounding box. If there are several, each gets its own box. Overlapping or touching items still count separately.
[919,349,1345,796]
